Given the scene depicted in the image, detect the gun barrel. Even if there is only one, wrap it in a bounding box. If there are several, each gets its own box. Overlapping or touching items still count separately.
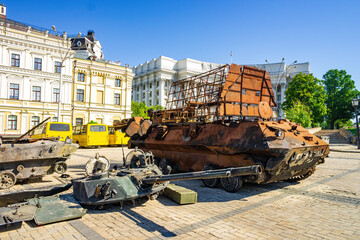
[142,165,261,184]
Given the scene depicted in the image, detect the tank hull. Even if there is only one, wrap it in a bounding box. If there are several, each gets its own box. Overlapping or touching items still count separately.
[0,139,78,188]
[130,119,329,184]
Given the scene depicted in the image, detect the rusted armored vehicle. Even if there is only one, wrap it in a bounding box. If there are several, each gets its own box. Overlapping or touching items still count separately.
[0,119,79,189]
[127,64,329,192]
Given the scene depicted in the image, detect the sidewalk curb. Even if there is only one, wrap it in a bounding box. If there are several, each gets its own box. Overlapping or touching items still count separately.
[330,149,360,154]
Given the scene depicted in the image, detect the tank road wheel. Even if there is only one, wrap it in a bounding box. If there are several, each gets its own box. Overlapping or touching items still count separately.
[220,176,243,193]
[53,161,68,174]
[0,172,16,189]
[201,165,219,188]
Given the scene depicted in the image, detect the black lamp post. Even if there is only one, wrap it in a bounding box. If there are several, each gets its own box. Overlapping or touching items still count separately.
[351,97,360,149]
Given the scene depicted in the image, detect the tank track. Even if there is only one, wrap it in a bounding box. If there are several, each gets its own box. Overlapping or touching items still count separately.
[285,166,316,182]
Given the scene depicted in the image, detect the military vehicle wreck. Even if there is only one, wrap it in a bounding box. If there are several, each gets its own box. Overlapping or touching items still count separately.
[125,64,329,192]
[0,118,79,189]
[72,149,261,206]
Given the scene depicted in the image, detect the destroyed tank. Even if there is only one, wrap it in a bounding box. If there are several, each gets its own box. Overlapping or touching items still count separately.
[125,64,329,192]
[72,150,261,206]
[0,118,79,189]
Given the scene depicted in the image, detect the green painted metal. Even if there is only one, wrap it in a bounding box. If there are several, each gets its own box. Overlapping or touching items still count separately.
[27,194,87,225]
[164,184,197,205]
[114,176,139,198]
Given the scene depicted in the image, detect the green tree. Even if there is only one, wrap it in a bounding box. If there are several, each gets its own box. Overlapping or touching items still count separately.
[323,69,359,129]
[131,101,165,119]
[149,105,164,111]
[282,73,326,125]
[131,101,148,118]
[284,102,312,128]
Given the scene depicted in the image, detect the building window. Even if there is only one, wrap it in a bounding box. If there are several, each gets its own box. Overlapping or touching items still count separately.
[11,54,20,67]
[115,79,121,87]
[142,93,145,99]
[31,116,40,127]
[137,86,139,91]
[149,91,152,97]
[97,90,103,104]
[34,58,42,70]
[78,73,85,82]
[114,93,120,105]
[8,115,17,130]
[277,94,281,102]
[32,86,41,101]
[53,88,60,103]
[9,83,19,100]
[76,118,83,125]
[156,99,159,105]
[55,61,61,73]
[149,100,152,106]
[149,82,152,88]
[156,90,159,96]
[52,117,58,122]
[143,85,145,90]
[137,94,139,100]
[156,81,159,87]
[77,89,84,102]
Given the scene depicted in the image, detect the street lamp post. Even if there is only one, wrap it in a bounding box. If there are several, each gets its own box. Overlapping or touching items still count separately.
[351,97,360,149]
[51,25,81,121]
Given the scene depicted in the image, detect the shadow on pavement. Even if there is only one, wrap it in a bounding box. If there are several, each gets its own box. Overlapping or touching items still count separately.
[158,179,298,205]
[120,208,177,237]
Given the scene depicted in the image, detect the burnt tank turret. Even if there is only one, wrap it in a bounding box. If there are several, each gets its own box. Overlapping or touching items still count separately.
[126,64,329,192]
[72,150,261,205]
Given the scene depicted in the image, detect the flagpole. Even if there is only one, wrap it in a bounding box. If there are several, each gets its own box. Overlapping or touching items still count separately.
[230,51,233,64]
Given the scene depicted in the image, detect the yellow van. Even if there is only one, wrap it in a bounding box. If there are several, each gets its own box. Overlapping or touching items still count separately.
[108,126,130,146]
[72,124,109,147]
[31,122,72,141]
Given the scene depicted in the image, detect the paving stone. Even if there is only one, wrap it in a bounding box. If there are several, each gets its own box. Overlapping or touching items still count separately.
[0,147,359,239]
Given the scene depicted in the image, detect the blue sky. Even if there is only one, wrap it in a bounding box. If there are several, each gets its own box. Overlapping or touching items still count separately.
[3,0,360,89]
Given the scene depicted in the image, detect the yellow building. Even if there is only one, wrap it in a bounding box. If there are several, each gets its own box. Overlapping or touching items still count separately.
[72,54,133,126]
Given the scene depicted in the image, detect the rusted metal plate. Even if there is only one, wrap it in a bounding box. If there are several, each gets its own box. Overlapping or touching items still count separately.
[125,121,141,137]
[0,204,36,227]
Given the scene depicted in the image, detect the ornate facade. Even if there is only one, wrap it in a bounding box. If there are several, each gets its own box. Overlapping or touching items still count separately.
[0,6,133,134]
[72,54,133,126]
[0,8,73,135]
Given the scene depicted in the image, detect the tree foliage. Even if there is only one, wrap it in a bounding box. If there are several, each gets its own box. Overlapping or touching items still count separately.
[323,69,360,129]
[131,101,164,119]
[284,102,312,128]
[282,73,326,124]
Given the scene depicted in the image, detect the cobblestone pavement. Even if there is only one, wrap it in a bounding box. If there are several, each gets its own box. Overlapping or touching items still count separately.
[0,146,359,240]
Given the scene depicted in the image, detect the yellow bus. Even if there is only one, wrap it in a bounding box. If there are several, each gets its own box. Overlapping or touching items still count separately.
[72,124,109,147]
[31,122,72,141]
[108,126,130,146]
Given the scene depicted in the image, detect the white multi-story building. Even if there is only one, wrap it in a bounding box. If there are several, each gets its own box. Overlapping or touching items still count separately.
[0,5,133,134]
[132,56,222,107]
[132,56,310,111]
[250,62,310,107]
[0,5,73,134]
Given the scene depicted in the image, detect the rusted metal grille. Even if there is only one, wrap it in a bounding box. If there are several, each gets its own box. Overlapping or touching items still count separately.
[163,64,276,122]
